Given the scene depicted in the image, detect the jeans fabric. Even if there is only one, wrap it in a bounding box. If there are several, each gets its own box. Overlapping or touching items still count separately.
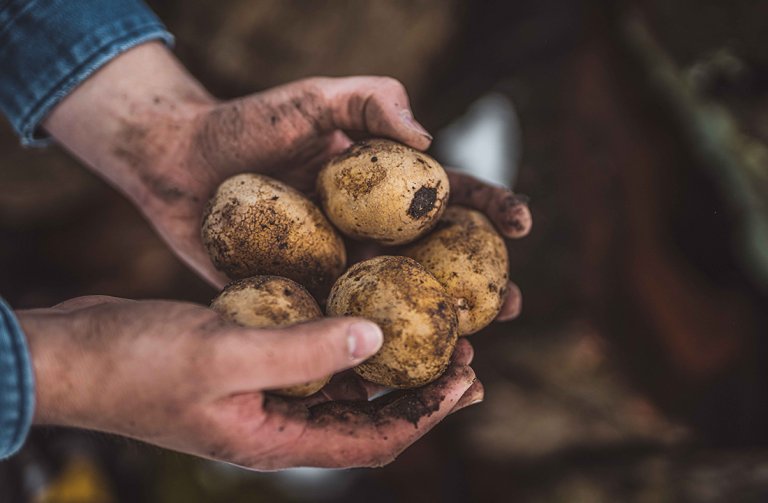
[0,0,173,146]
[0,298,34,460]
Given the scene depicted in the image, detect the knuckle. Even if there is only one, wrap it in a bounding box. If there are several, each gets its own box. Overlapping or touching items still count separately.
[377,76,407,93]
[298,76,325,88]
[295,77,329,103]
[54,295,122,310]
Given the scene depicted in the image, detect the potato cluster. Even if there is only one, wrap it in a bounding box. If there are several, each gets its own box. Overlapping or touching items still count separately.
[201,139,511,393]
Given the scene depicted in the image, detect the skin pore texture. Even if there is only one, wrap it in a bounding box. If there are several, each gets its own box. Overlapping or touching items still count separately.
[16,42,532,469]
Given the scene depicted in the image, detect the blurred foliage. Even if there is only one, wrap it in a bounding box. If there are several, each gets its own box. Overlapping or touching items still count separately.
[35,456,113,503]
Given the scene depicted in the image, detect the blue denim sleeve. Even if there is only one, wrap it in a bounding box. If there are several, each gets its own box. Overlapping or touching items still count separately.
[0,298,34,460]
[0,0,174,147]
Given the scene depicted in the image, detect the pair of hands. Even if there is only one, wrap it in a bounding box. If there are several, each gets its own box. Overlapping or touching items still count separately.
[18,42,531,469]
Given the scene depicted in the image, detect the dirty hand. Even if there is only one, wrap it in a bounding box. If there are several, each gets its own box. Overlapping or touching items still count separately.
[17,296,480,469]
[44,42,532,321]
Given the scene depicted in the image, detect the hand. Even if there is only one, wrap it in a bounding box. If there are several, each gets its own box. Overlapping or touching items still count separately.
[43,42,532,321]
[18,296,481,469]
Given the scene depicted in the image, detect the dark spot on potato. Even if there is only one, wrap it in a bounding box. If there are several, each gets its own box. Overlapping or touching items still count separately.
[333,164,386,198]
[407,186,437,219]
[414,156,431,169]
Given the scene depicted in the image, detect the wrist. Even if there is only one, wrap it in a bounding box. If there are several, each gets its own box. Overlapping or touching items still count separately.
[43,42,217,213]
[115,97,217,214]
[16,309,91,427]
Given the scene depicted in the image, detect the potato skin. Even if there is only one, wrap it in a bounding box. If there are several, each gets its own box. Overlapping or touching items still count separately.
[317,139,449,245]
[327,256,458,388]
[211,276,330,397]
[202,173,346,300]
[404,206,509,336]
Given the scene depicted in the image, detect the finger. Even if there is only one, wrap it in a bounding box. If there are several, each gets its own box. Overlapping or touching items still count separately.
[52,295,131,312]
[495,281,522,322]
[446,170,532,238]
[217,318,383,392]
[267,363,476,469]
[322,76,432,150]
[452,338,474,366]
[321,129,354,158]
[449,379,485,414]
[180,241,231,289]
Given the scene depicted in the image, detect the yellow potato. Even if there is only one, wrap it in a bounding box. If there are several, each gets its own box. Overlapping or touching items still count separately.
[317,139,449,245]
[327,256,458,388]
[202,173,346,299]
[404,206,509,335]
[211,276,330,397]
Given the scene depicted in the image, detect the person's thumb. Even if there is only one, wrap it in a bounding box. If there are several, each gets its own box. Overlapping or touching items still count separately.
[221,317,383,392]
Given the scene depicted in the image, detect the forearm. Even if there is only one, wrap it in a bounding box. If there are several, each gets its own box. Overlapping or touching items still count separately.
[14,308,85,428]
[43,42,217,213]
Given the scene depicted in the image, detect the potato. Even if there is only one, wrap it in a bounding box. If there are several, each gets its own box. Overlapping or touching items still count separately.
[404,206,509,336]
[317,139,449,245]
[202,173,346,299]
[211,276,330,397]
[327,256,458,388]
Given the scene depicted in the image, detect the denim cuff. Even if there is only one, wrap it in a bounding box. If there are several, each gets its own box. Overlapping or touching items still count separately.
[0,298,35,460]
[0,0,174,146]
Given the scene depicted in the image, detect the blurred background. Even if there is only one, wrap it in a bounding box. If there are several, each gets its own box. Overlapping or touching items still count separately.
[2,0,768,501]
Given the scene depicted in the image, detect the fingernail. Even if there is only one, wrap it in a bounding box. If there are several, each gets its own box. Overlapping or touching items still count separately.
[348,322,383,359]
[495,312,519,322]
[451,397,483,414]
[499,195,532,238]
[399,110,433,141]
